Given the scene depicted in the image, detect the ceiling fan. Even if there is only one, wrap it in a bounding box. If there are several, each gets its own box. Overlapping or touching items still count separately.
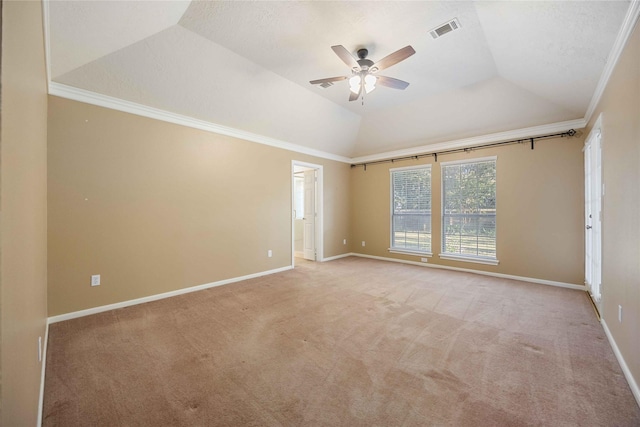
[310,45,416,101]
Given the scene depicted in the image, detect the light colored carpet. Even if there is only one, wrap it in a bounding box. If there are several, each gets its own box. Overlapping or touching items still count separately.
[43,256,640,426]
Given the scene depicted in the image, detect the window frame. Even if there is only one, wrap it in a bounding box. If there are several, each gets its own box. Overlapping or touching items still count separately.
[389,164,433,256]
[439,156,499,265]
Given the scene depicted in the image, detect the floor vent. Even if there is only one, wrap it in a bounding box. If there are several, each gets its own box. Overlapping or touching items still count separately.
[429,18,461,39]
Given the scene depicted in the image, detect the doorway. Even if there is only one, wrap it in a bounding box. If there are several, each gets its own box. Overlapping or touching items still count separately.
[584,115,603,311]
[292,161,323,266]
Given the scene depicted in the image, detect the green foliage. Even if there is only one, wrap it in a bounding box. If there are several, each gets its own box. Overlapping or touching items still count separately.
[442,160,496,257]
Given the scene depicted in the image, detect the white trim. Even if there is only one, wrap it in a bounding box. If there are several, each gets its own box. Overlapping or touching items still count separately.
[294,250,304,258]
[601,319,640,408]
[351,253,436,268]
[49,81,589,167]
[291,161,324,264]
[41,0,51,87]
[321,253,353,262]
[389,164,432,173]
[48,266,292,323]
[587,114,604,147]
[48,83,352,164]
[350,253,584,290]
[37,319,50,427]
[439,253,500,266]
[48,83,589,167]
[439,155,497,167]
[584,1,640,124]
[350,119,586,164]
[388,249,432,257]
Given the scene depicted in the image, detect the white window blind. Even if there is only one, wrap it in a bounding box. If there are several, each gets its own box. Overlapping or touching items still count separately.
[390,165,432,253]
[441,158,496,259]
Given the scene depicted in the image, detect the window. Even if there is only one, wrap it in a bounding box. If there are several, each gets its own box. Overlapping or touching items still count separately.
[390,165,432,254]
[293,175,305,219]
[441,157,497,264]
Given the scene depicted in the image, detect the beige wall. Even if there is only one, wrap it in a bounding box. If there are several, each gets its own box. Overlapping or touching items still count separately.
[350,134,585,285]
[47,96,351,316]
[0,1,49,425]
[585,20,640,397]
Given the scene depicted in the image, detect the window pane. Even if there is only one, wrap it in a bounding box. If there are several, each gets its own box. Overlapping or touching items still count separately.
[442,160,496,259]
[294,176,304,219]
[391,166,431,253]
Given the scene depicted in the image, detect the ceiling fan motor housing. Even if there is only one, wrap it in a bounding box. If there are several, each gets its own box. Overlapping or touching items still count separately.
[356,48,374,71]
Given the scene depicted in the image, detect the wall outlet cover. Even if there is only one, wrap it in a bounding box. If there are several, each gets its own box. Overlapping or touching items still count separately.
[91,275,100,286]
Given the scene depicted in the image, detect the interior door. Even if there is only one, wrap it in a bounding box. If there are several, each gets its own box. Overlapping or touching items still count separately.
[303,170,316,260]
[584,129,602,306]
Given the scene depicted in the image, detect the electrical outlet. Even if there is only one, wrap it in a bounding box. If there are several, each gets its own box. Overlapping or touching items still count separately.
[618,305,622,323]
[361,241,366,247]
[421,258,428,263]
[343,239,347,245]
[91,275,100,286]
[268,249,273,258]
[38,336,42,362]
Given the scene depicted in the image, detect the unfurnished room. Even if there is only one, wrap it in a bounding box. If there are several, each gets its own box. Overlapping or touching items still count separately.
[1,1,639,425]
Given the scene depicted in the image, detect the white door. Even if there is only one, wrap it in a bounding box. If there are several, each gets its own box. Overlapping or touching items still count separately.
[584,128,602,305]
[303,170,316,260]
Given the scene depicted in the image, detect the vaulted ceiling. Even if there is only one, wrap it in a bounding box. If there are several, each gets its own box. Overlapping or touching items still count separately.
[48,1,631,159]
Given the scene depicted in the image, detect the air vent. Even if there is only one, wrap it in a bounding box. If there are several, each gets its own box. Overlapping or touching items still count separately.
[429,18,461,39]
[320,82,333,88]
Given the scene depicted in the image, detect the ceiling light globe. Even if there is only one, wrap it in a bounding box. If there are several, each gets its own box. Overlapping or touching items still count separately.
[349,75,361,94]
[364,74,377,86]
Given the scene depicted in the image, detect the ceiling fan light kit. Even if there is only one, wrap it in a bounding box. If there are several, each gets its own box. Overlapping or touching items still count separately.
[349,73,377,94]
[310,44,416,102]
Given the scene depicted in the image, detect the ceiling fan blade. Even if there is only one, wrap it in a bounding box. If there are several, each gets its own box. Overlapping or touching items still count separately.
[331,45,359,69]
[348,83,362,102]
[371,46,416,72]
[376,75,410,90]
[309,76,348,85]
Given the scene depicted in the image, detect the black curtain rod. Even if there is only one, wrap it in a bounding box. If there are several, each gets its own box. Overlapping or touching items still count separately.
[350,129,577,169]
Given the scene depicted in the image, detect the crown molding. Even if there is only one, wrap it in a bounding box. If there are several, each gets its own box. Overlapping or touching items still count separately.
[350,118,587,164]
[48,82,352,164]
[50,82,588,166]
[584,0,640,124]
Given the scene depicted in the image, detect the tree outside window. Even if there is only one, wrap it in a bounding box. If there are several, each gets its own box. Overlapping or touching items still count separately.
[442,159,496,259]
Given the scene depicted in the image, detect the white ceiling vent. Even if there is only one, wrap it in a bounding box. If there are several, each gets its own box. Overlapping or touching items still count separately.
[429,18,461,39]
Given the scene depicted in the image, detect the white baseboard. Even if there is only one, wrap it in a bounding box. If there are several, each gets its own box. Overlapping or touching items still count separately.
[37,319,50,427]
[48,265,293,324]
[349,252,584,290]
[321,253,353,262]
[601,319,640,408]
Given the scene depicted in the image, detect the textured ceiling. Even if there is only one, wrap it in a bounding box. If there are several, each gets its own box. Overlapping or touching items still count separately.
[48,1,631,158]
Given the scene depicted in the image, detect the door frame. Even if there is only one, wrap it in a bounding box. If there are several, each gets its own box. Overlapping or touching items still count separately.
[291,160,323,266]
